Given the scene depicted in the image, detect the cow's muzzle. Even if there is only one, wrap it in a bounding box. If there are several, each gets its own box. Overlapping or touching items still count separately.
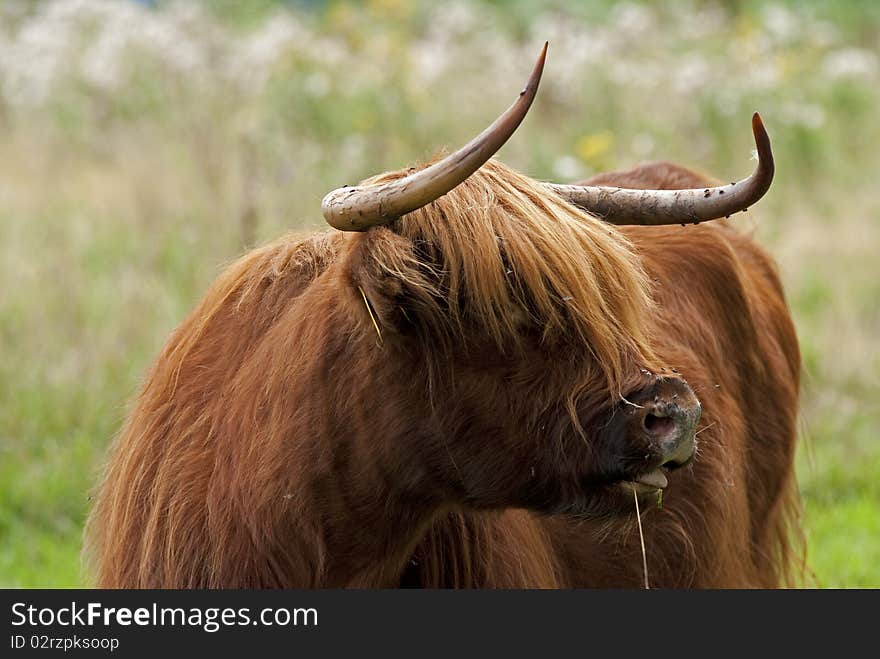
[617,377,701,492]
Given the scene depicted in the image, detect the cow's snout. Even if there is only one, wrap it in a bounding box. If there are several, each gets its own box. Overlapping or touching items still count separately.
[609,376,702,491]
[624,377,701,472]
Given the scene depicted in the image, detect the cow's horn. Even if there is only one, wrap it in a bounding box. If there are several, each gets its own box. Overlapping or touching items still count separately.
[546,112,774,226]
[322,42,548,231]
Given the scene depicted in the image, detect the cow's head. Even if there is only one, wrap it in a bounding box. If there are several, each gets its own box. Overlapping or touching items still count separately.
[320,43,771,518]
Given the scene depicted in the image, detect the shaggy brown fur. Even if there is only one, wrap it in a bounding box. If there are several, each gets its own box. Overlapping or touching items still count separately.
[85,159,802,588]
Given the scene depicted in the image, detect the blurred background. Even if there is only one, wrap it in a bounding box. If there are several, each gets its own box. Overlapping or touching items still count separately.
[0,0,877,587]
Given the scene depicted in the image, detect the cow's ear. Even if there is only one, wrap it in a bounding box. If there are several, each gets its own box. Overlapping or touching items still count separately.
[346,228,447,342]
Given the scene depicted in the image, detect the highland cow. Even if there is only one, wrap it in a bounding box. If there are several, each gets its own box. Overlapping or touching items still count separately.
[86,44,802,588]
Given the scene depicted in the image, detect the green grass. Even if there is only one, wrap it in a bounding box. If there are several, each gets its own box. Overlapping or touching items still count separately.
[796,400,880,587]
[0,0,878,587]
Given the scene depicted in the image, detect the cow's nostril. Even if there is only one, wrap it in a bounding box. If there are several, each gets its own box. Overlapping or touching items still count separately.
[643,413,675,436]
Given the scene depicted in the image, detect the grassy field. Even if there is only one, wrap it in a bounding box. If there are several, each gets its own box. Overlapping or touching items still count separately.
[0,0,878,588]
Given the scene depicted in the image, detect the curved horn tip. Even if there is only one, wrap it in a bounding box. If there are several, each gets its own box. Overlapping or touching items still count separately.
[523,41,549,95]
[751,111,772,162]
[751,111,763,129]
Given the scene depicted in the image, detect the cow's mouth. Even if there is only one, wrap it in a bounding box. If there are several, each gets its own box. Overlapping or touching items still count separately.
[563,468,668,518]
[619,468,668,496]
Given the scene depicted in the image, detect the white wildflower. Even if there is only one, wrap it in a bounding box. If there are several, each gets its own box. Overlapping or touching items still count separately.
[433,1,481,36]
[781,102,826,130]
[304,72,330,98]
[672,55,710,95]
[822,48,879,80]
[611,3,654,36]
[762,4,799,42]
[553,156,584,181]
[226,12,304,93]
[411,39,449,85]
